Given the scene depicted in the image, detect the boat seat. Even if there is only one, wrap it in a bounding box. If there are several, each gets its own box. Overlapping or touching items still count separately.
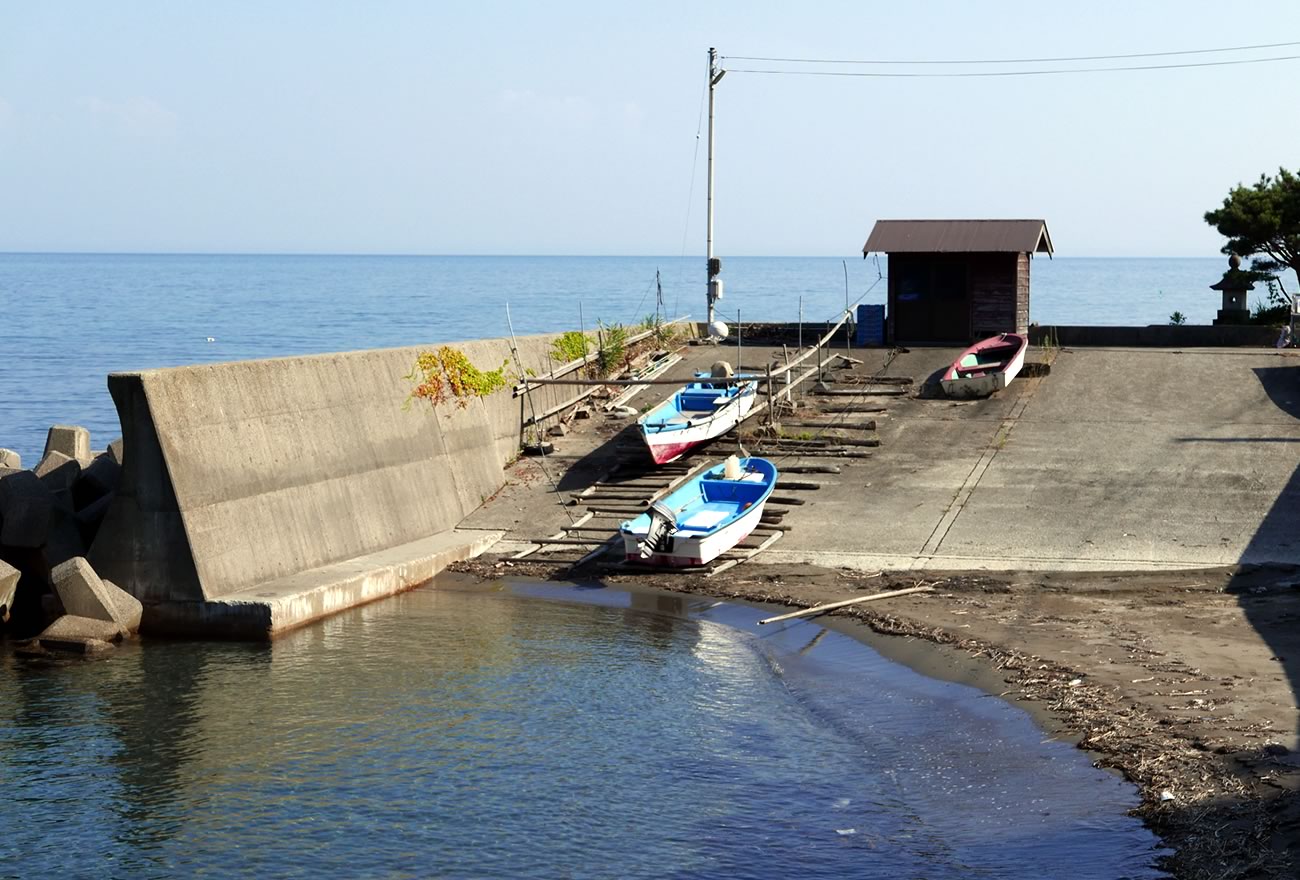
[675,503,733,532]
[956,360,1008,375]
[679,392,722,411]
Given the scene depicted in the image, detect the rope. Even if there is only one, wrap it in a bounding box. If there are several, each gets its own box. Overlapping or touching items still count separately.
[504,303,577,526]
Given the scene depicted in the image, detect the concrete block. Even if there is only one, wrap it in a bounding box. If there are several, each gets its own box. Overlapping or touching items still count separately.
[102,579,142,633]
[76,451,120,508]
[43,508,86,569]
[44,425,92,463]
[0,449,20,469]
[0,470,53,548]
[74,492,113,546]
[35,451,82,495]
[0,559,18,620]
[107,437,124,467]
[37,617,118,655]
[51,556,142,634]
[39,614,124,643]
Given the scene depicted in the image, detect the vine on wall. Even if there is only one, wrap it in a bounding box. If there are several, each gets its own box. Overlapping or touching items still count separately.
[406,346,512,409]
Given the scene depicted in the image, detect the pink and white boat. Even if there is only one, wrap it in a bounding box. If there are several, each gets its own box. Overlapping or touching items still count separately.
[940,333,1028,399]
[637,372,757,465]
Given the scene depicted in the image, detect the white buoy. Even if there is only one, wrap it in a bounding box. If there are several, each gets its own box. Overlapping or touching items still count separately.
[724,454,742,481]
[205,336,216,343]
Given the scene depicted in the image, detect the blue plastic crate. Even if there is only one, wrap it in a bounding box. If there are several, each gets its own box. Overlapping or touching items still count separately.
[855,304,885,346]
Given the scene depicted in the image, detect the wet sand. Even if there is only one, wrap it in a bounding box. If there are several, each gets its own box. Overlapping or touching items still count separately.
[452,557,1300,879]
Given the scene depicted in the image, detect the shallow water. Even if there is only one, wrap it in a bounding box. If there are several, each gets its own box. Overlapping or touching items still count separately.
[0,580,1168,878]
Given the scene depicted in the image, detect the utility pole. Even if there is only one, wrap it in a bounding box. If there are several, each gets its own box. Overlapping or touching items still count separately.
[706,47,725,332]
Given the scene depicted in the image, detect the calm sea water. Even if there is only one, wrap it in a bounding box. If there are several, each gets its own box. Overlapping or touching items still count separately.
[0,253,1224,462]
[0,580,1168,878]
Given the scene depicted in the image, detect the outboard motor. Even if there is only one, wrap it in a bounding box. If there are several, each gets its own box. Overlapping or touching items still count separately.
[639,500,678,558]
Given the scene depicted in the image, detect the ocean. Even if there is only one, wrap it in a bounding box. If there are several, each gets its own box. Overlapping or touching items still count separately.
[1,253,1228,463]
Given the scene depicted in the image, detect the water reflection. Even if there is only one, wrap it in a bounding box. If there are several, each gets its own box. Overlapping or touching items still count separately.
[0,582,1169,878]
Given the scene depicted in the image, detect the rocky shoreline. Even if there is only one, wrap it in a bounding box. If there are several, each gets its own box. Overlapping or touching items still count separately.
[0,426,137,650]
[452,556,1300,880]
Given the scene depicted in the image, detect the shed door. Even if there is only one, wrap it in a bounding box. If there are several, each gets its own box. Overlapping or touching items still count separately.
[891,256,970,342]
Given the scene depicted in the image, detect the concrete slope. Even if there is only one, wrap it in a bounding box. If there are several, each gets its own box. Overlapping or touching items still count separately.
[773,347,1300,571]
[89,333,560,630]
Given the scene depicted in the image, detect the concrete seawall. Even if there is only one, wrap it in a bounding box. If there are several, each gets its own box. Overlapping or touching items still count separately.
[88,334,564,637]
[1029,324,1278,347]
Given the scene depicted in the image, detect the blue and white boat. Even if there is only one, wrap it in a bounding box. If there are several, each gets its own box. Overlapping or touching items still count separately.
[637,369,758,464]
[620,456,778,567]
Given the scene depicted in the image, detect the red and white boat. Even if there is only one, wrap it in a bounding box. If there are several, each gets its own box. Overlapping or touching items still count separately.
[637,372,757,464]
[940,332,1028,399]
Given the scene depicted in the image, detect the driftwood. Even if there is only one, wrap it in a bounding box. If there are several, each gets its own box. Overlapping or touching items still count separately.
[757,585,935,625]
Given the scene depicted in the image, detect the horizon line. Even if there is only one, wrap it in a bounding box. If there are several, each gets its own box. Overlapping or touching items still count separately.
[0,250,1225,260]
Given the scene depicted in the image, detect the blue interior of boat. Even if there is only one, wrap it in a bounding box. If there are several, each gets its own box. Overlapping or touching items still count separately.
[642,374,753,433]
[621,457,778,537]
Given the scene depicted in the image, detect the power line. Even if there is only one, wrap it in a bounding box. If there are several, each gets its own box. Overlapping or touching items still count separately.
[728,54,1300,79]
[723,39,1300,66]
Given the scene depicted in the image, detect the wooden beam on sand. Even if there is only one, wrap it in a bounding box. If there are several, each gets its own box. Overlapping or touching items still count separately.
[781,464,841,474]
[782,420,876,431]
[813,388,909,397]
[757,585,934,625]
[819,404,888,414]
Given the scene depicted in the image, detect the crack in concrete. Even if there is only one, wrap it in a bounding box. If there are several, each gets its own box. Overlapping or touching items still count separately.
[913,370,1049,567]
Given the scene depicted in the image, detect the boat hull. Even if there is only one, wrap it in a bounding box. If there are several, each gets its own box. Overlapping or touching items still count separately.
[620,456,778,567]
[640,384,756,464]
[621,490,767,567]
[940,333,1027,399]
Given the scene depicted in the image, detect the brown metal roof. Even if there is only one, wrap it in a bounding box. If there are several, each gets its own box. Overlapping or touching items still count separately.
[862,219,1053,255]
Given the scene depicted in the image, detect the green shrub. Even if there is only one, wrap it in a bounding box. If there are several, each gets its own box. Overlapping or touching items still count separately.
[550,330,592,364]
[596,321,628,372]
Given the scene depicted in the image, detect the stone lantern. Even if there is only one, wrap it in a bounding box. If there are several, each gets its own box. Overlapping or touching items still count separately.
[1210,254,1253,325]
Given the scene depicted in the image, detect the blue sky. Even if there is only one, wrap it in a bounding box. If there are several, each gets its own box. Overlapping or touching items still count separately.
[2,1,1298,256]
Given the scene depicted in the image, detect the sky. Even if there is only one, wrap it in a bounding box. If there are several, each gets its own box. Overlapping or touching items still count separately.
[2,1,1299,257]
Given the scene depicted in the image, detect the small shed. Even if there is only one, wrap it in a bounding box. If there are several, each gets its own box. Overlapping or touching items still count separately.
[862,219,1053,343]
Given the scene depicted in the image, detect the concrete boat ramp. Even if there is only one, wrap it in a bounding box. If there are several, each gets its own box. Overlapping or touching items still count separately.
[26,330,1295,640]
[472,342,1300,575]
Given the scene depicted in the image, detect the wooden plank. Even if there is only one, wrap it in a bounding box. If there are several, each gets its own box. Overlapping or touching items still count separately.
[776,481,823,490]
[768,495,807,506]
[819,404,888,414]
[849,375,912,384]
[781,420,876,431]
[758,585,934,625]
[782,464,841,474]
[827,436,880,448]
[767,438,834,448]
[528,537,610,546]
[511,317,689,396]
[813,388,909,397]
